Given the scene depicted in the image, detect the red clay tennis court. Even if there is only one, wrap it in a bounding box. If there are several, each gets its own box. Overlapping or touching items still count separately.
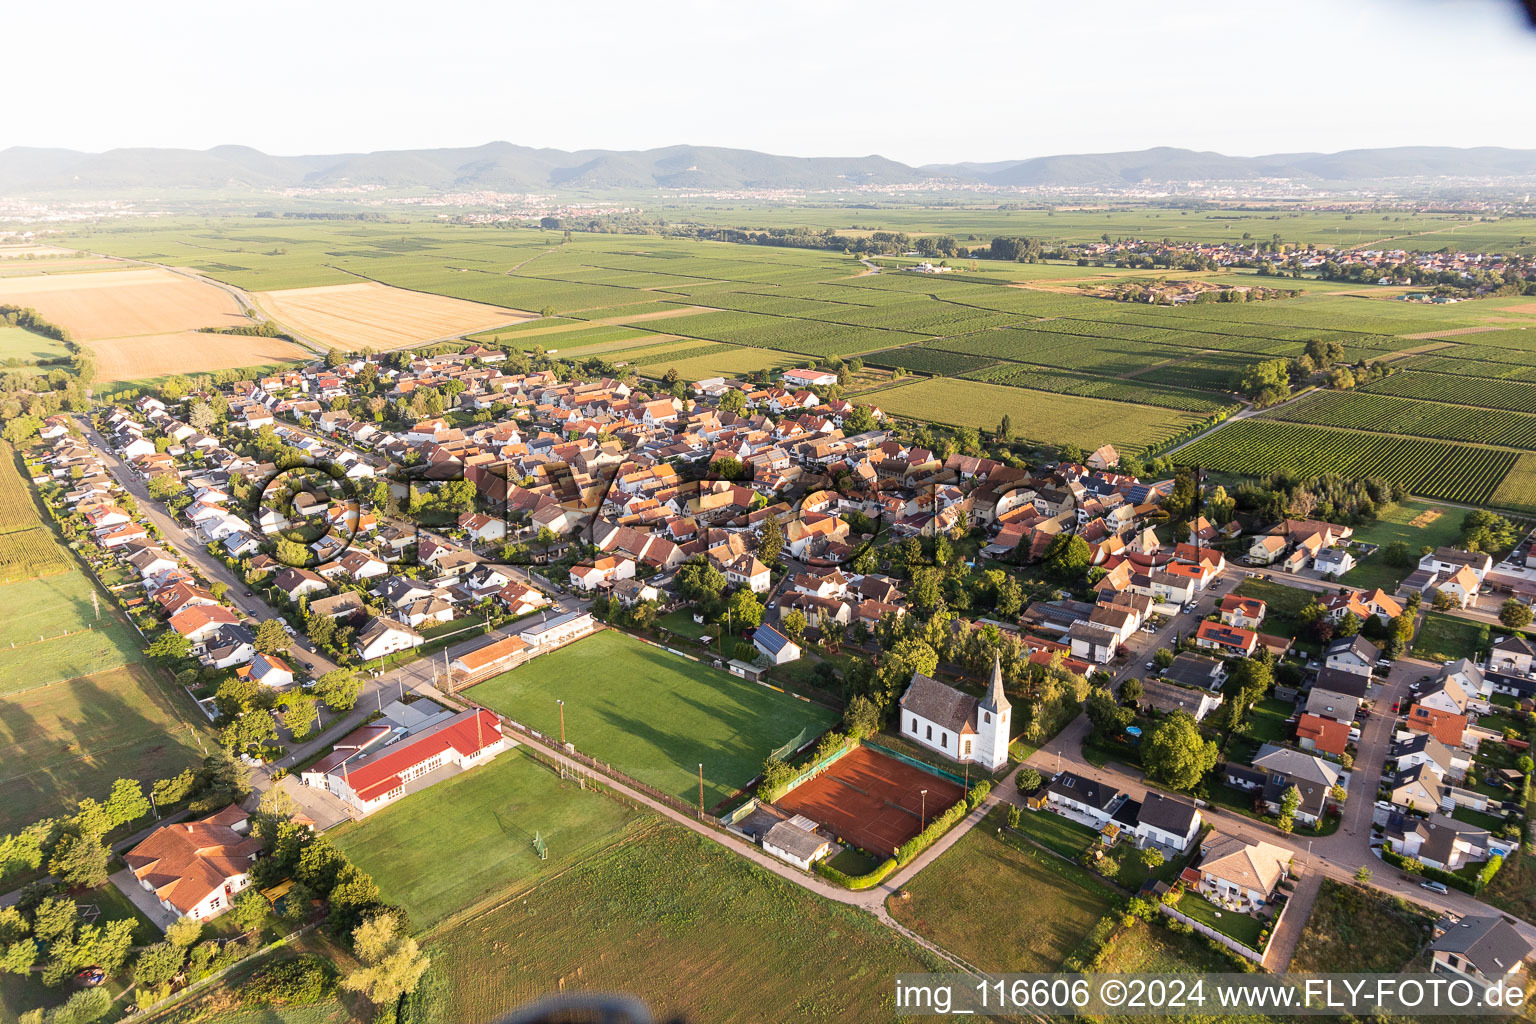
[774,745,965,856]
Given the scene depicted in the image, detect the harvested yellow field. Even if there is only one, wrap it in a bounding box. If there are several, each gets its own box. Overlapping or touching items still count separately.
[0,244,77,259]
[255,281,530,350]
[87,331,307,383]
[0,266,246,340]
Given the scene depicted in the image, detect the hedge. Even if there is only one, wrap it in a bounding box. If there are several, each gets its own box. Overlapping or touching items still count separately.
[1380,846,1479,894]
[814,856,900,891]
[896,796,971,865]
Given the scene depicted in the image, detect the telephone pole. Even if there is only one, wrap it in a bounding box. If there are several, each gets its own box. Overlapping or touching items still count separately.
[698,763,704,819]
[557,699,566,745]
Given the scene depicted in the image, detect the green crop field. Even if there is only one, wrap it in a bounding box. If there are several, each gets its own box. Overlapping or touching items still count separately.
[426,822,941,1024]
[334,748,640,928]
[1177,420,1517,505]
[1266,390,1536,450]
[887,808,1116,973]
[1492,453,1536,513]
[60,217,1536,484]
[467,630,836,807]
[0,664,208,835]
[876,376,1208,452]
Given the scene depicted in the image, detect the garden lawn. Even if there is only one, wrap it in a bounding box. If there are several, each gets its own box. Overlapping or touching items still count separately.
[1096,921,1246,974]
[888,807,1117,972]
[1340,501,1464,592]
[1234,577,1317,641]
[427,822,942,1024]
[468,630,837,805]
[1410,613,1490,663]
[1175,891,1264,948]
[1012,807,1098,859]
[1290,878,1433,972]
[333,748,641,927]
[1240,698,1296,745]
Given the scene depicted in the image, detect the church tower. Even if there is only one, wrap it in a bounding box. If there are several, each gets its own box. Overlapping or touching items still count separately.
[974,652,1011,771]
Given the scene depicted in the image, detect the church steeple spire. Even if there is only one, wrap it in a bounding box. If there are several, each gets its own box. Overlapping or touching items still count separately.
[981,652,1010,714]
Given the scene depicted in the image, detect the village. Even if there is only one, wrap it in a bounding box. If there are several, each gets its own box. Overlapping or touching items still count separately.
[7,338,1536,1014]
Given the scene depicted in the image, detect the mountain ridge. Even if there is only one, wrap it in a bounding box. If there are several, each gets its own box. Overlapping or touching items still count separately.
[4,142,1536,193]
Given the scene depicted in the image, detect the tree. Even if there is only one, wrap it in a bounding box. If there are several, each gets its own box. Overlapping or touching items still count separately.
[997,414,1012,442]
[230,890,269,935]
[675,558,727,604]
[1015,767,1042,794]
[1354,864,1372,885]
[1120,677,1143,704]
[314,668,361,711]
[842,695,881,740]
[1,938,36,976]
[757,515,783,567]
[1142,712,1218,791]
[133,942,186,989]
[780,609,807,643]
[1383,540,1414,568]
[1153,647,1175,669]
[1085,686,1132,737]
[1139,847,1164,869]
[165,917,203,950]
[1461,509,1518,554]
[342,913,429,1008]
[1336,611,1362,638]
[103,778,150,829]
[144,632,191,661]
[283,695,319,739]
[48,988,111,1024]
[709,455,745,481]
[718,389,747,416]
[147,474,181,501]
[1238,358,1292,406]
[253,619,291,656]
[1277,786,1300,833]
[727,588,764,631]
[1500,598,1532,629]
[1041,533,1091,580]
[48,830,109,888]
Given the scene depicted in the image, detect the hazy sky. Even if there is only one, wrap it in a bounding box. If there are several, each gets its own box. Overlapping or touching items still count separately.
[10,0,1536,163]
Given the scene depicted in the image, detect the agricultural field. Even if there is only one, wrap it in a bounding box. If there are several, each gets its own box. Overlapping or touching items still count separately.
[887,807,1117,972]
[254,280,530,350]
[467,630,836,807]
[0,266,246,340]
[334,748,640,928]
[0,664,207,835]
[56,216,1536,463]
[88,330,307,383]
[875,376,1210,453]
[1176,420,1517,505]
[1266,390,1536,450]
[1492,453,1536,513]
[0,574,144,692]
[426,822,942,1023]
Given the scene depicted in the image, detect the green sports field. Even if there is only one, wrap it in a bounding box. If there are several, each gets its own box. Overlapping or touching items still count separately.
[468,630,836,806]
[333,748,641,928]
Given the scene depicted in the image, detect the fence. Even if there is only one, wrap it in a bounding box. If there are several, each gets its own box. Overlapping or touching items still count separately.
[1158,899,1280,966]
[864,739,972,788]
[474,702,707,820]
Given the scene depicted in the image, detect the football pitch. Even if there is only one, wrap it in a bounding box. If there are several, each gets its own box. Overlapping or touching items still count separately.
[468,630,837,807]
[334,748,641,928]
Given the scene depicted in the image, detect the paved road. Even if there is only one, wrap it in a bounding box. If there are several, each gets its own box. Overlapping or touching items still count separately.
[1025,678,1536,952]
[81,418,339,680]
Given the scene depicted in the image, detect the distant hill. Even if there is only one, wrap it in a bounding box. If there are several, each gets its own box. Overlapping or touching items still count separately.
[3,142,1535,194]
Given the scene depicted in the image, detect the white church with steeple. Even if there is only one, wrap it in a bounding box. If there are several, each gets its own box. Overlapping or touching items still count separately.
[897,653,1011,772]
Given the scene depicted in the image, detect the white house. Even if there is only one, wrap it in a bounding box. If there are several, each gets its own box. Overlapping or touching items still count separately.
[897,655,1010,772]
[1192,832,1291,912]
[760,818,832,870]
[753,623,801,665]
[123,806,259,922]
[781,368,838,388]
[356,616,424,660]
[1125,792,1203,853]
[1325,635,1379,677]
[1430,915,1532,991]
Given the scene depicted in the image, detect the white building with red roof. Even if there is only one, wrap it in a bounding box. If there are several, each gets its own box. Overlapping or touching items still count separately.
[318,708,507,817]
[122,806,260,922]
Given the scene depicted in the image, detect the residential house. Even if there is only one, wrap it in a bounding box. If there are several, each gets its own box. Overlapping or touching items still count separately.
[1384,812,1501,871]
[753,624,801,665]
[1430,915,1532,990]
[123,806,260,922]
[1163,654,1228,692]
[1219,595,1266,631]
[356,616,425,661]
[1137,677,1224,723]
[1419,547,1494,582]
[1195,620,1258,657]
[1042,771,1122,828]
[1325,635,1380,677]
[1188,832,1291,911]
[1227,744,1342,825]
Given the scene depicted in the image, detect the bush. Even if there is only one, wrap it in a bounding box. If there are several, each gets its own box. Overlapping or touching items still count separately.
[966,780,992,810]
[813,856,899,891]
[1015,766,1042,794]
[244,954,338,1007]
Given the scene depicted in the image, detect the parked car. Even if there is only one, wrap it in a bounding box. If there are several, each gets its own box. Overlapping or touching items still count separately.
[1420,880,1449,895]
[1145,661,1155,671]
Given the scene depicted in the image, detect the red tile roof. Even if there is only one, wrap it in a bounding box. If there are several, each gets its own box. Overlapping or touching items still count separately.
[340,709,502,802]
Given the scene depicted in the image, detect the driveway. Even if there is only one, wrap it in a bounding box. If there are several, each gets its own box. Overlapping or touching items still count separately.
[109,868,178,931]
